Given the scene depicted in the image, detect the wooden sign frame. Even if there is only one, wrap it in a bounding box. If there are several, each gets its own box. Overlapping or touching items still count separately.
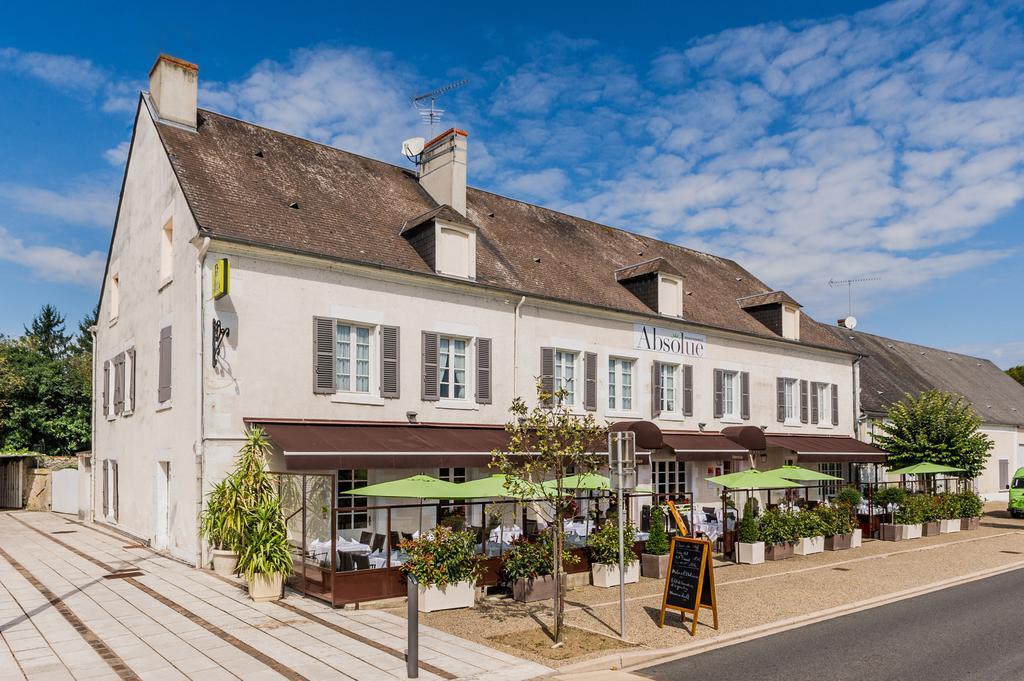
[659,536,719,635]
[666,499,688,536]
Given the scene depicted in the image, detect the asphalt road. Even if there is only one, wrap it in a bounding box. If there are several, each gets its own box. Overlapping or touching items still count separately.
[639,566,1024,681]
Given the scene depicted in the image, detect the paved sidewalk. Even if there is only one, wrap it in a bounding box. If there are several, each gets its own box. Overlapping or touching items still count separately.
[0,511,550,681]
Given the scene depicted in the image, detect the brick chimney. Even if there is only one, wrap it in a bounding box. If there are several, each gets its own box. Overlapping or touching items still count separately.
[418,128,467,216]
[148,54,198,129]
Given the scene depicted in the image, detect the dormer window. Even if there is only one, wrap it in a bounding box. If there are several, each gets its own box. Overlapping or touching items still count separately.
[738,291,802,340]
[401,205,478,280]
[616,257,684,316]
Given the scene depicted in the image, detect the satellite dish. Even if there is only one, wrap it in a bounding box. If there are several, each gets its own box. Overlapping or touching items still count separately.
[844,316,858,329]
[402,137,425,159]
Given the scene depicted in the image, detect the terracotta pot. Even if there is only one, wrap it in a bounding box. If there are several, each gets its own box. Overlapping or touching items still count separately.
[248,573,283,602]
[922,521,941,537]
[960,517,980,531]
[824,533,853,551]
[881,523,904,541]
[641,553,670,579]
[765,542,794,561]
[512,575,561,603]
[211,549,239,577]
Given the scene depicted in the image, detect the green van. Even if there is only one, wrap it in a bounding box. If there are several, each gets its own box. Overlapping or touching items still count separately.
[1009,468,1024,518]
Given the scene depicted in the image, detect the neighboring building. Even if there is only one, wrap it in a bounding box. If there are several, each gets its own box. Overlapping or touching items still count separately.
[824,326,1024,499]
[92,55,886,568]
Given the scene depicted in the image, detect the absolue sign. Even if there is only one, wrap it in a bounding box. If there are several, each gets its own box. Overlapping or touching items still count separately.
[634,323,707,358]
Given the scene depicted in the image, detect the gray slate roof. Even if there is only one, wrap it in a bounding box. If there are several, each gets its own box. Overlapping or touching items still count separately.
[822,327,1024,426]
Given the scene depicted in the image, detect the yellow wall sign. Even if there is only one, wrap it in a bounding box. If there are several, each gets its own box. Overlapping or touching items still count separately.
[212,258,230,299]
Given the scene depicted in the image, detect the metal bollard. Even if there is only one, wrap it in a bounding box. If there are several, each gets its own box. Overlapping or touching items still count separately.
[407,575,419,678]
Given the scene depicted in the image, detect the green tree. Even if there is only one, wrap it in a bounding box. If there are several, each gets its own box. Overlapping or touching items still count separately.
[490,382,605,644]
[73,304,99,355]
[24,304,71,359]
[1008,365,1024,387]
[873,390,993,479]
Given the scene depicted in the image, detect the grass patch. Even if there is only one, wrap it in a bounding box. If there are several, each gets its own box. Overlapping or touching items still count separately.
[488,625,634,661]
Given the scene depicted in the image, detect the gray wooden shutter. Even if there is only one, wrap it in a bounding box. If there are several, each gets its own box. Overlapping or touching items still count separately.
[313,317,336,394]
[112,461,118,522]
[422,332,440,400]
[102,460,109,517]
[539,347,554,406]
[476,338,492,404]
[740,371,751,420]
[113,352,125,415]
[682,364,693,416]
[584,352,597,411]
[127,348,136,413]
[800,379,809,423]
[158,325,172,403]
[831,383,839,426]
[713,369,724,418]
[777,378,786,422]
[810,382,820,424]
[651,361,662,418]
[380,326,400,398]
[102,361,110,416]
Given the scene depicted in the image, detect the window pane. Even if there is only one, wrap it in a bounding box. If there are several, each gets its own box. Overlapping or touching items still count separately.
[608,359,617,409]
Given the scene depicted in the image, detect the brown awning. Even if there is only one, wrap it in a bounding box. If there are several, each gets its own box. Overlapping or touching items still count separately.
[663,433,748,462]
[764,435,888,463]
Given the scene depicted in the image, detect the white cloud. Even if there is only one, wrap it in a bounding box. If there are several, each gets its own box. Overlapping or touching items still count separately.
[0,48,105,90]
[0,226,104,286]
[0,181,115,227]
[103,141,131,166]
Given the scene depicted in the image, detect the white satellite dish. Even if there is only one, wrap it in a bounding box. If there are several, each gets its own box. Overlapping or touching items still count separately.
[401,137,425,159]
[843,316,858,329]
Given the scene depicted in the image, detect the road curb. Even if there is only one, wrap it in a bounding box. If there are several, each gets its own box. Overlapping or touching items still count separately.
[556,560,1024,676]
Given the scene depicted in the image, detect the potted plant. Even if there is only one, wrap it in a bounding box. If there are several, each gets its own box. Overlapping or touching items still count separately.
[937,493,962,534]
[919,494,942,537]
[400,525,483,612]
[237,498,294,602]
[835,487,863,547]
[200,476,244,576]
[587,518,639,587]
[760,508,796,561]
[641,505,671,577]
[793,506,826,555]
[893,493,924,540]
[875,487,909,542]
[822,504,856,551]
[958,489,983,531]
[735,502,764,564]
[503,532,575,602]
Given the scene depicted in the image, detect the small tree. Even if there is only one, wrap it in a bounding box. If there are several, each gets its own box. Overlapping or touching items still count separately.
[1007,365,1024,387]
[491,382,605,644]
[645,505,670,555]
[873,390,993,480]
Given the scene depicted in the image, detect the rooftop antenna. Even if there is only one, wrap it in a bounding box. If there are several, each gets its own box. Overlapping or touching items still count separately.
[412,79,469,138]
[828,276,880,329]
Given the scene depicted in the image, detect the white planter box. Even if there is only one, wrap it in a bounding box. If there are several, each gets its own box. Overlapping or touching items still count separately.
[248,574,283,602]
[851,529,862,548]
[939,519,961,534]
[793,536,824,556]
[591,561,640,588]
[737,541,765,565]
[904,523,922,540]
[418,580,475,612]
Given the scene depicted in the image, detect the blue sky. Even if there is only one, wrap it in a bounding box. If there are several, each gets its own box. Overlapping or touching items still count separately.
[1,0,1022,367]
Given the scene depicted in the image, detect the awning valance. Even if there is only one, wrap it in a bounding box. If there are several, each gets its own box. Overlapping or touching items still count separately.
[663,433,748,461]
[764,435,888,463]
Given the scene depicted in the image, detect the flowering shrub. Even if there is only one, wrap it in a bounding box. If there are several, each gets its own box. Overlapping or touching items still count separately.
[502,531,577,582]
[399,526,483,588]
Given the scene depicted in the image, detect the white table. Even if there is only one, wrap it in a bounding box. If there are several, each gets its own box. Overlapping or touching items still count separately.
[489,525,522,544]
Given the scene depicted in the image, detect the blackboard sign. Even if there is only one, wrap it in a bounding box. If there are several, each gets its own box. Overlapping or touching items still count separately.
[659,537,719,635]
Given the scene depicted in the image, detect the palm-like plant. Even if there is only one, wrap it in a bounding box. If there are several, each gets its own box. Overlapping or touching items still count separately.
[237,498,294,581]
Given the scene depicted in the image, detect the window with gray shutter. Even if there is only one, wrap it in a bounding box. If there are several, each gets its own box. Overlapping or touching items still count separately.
[682,365,694,416]
[102,360,110,416]
[584,352,597,411]
[158,326,172,403]
[126,348,136,413]
[476,338,492,404]
[539,347,555,406]
[831,383,839,426]
[312,317,336,394]
[651,361,662,418]
[422,332,440,400]
[740,371,751,420]
[810,381,820,424]
[776,377,786,422]
[800,379,809,423]
[713,369,724,418]
[113,352,125,415]
[380,326,400,398]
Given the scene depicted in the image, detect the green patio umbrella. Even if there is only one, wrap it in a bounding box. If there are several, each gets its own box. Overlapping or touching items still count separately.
[887,462,966,475]
[338,474,464,499]
[543,473,611,491]
[705,469,801,490]
[448,474,544,499]
[765,464,843,482]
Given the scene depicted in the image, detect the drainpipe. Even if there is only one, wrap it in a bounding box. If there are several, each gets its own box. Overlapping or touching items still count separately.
[88,324,98,522]
[512,296,526,396]
[194,236,211,568]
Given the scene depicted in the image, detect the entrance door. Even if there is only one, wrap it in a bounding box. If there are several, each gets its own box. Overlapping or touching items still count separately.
[999,459,1010,491]
[155,462,170,549]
